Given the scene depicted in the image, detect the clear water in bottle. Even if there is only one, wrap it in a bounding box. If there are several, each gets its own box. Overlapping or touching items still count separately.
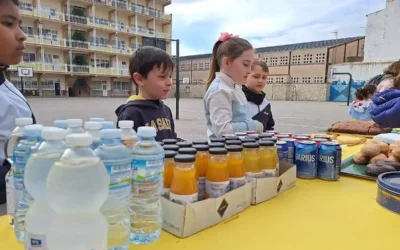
[85,121,102,150]
[13,124,43,242]
[119,120,137,151]
[130,127,164,244]
[66,119,85,135]
[95,129,132,250]
[46,133,110,250]
[5,117,33,227]
[24,127,67,250]
[53,120,68,130]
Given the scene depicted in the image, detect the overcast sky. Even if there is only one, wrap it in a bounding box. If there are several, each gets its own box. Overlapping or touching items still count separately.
[166,0,386,56]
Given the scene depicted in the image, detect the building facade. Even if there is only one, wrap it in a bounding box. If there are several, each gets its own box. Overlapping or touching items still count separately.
[175,37,365,89]
[7,0,172,97]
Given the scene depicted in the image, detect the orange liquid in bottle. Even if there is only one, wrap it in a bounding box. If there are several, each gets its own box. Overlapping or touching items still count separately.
[193,146,210,201]
[170,155,198,205]
[259,141,277,177]
[227,145,246,190]
[162,151,177,198]
[243,143,262,178]
[206,148,229,198]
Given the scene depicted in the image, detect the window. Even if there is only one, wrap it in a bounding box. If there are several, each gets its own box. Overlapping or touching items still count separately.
[198,63,204,70]
[314,76,324,83]
[92,80,106,90]
[185,64,191,70]
[204,62,210,70]
[179,64,185,71]
[24,79,38,90]
[291,77,299,83]
[20,2,33,11]
[92,37,110,47]
[90,59,110,68]
[263,58,268,64]
[192,63,198,71]
[21,26,34,37]
[130,43,142,49]
[41,79,55,90]
[270,57,278,66]
[44,54,53,63]
[90,16,110,26]
[113,81,130,91]
[276,77,284,83]
[41,29,58,40]
[280,56,288,65]
[316,53,326,63]
[267,77,274,83]
[23,52,36,63]
[292,55,301,65]
[302,77,311,83]
[303,54,313,64]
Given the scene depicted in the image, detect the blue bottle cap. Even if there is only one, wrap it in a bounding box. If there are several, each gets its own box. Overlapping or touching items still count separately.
[137,127,156,138]
[100,129,121,139]
[101,121,115,129]
[23,124,44,137]
[378,172,400,195]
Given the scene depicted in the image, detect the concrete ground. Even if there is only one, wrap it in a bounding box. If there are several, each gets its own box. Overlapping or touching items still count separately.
[0,98,351,216]
[27,97,351,141]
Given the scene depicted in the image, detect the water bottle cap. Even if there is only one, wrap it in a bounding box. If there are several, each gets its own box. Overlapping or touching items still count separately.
[66,133,92,147]
[42,127,66,140]
[23,124,43,137]
[54,120,68,128]
[15,117,33,126]
[89,117,105,122]
[100,129,121,139]
[67,119,83,127]
[118,120,134,128]
[137,127,156,138]
[101,121,115,129]
[84,121,101,130]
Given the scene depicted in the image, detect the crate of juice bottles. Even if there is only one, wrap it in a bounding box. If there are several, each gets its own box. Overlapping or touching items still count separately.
[160,138,252,238]
[240,132,297,205]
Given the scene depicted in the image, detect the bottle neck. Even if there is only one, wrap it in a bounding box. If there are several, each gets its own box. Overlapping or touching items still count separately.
[101,138,121,146]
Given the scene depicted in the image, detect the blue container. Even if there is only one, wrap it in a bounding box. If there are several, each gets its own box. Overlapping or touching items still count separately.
[276,141,288,163]
[377,172,400,215]
[281,138,296,164]
[317,142,342,181]
[296,141,318,179]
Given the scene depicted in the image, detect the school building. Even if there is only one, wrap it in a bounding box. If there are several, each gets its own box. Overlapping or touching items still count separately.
[173,36,365,100]
[6,0,172,97]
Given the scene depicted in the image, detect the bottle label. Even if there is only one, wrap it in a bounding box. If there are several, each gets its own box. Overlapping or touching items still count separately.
[198,177,206,200]
[161,188,170,199]
[230,177,246,190]
[263,169,277,178]
[6,171,15,225]
[132,158,164,183]
[246,172,265,179]
[105,163,132,196]
[170,193,198,205]
[25,232,48,250]
[205,180,230,198]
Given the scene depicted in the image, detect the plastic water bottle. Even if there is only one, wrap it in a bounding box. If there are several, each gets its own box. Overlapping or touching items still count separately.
[66,119,85,135]
[101,121,115,130]
[13,124,43,242]
[53,120,68,130]
[90,117,105,122]
[5,117,33,227]
[119,120,137,151]
[85,121,102,150]
[130,127,164,244]
[95,129,132,250]
[24,127,67,250]
[46,134,110,250]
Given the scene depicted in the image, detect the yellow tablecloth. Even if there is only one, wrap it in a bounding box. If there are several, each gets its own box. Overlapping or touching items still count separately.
[1,145,398,250]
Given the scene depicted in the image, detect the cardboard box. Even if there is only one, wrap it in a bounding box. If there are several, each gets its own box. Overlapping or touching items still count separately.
[250,162,296,205]
[162,183,252,238]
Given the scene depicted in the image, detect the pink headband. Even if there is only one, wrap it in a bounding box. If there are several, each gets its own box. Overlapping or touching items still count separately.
[218,32,238,42]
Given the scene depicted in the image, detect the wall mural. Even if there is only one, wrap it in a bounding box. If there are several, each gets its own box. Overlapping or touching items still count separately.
[329,80,366,102]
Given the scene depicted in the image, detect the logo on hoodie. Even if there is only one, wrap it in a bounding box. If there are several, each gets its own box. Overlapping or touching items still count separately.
[145,118,172,132]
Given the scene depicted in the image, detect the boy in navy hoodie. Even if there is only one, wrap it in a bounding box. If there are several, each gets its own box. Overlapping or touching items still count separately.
[115,46,179,141]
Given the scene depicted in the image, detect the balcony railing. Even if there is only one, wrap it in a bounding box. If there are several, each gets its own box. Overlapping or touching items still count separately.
[68,65,90,73]
[65,14,88,25]
[10,62,68,72]
[26,35,67,47]
[66,39,90,49]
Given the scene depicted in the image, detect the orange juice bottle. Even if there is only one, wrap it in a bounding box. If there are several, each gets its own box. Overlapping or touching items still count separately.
[162,150,177,199]
[226,145,246,190]
[193,145,210,200]
[259,141,277,177]
[243,142,263,178]
[170,154,198,205]
[178,147,197,156]
[206,148,229,198]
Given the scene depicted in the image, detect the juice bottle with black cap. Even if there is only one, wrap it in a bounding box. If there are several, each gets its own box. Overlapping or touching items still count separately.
[243,142,263,178]
[226,145,246,190]
[170,154,198,205]
[193,144,210,200]
[162,150,177,199]
[206,148,230,198]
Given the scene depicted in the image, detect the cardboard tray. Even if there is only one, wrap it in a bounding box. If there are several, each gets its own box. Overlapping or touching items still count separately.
[250,162,296,205]
[340,156,376,180]
[161,183,252,238]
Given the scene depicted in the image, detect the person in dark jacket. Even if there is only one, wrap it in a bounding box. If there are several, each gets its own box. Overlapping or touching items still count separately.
[371,75,400,128]
[115,46,179,141]
[242,59,275,131]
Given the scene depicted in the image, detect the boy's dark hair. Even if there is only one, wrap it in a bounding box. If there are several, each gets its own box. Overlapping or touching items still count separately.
[355,84,377,100]
[0,0,19,6]
[129,46,174,86]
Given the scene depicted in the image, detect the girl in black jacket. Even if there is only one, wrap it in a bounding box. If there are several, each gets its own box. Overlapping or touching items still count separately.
[242,59,275,132]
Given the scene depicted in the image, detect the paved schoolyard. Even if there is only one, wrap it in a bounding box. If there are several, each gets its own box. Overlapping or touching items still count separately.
[27,97,351,141]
